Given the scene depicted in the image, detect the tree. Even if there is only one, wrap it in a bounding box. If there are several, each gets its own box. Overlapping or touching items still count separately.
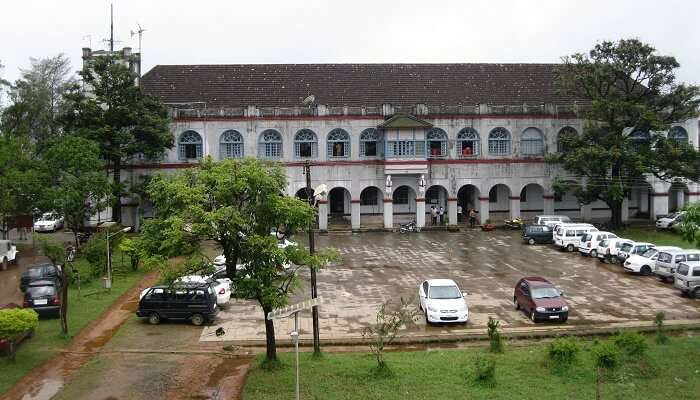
[140,158,337,364]
[679,201,700,249]
[62,55,172,222]
[1,54,74,143]
[0,308,38,362]
[551,39,700,228]
[361,298,418,370]
[41,136,112,247]
[37,237,68,334]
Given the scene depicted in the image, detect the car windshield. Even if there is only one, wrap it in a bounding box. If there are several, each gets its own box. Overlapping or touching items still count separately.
[687,254,700,262]
[39,213,56,221]
[27,286,55,297]
[676,264,689,275]
[599,240,609,247]
[429,285,462,299]
[531,287,560,299]
[620,243,633,252]
[641,249,657,258]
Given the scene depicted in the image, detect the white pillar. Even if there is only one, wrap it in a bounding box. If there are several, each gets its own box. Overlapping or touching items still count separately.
[652,193,669,219]
[581,204,592,222]
[416,198,426,228]
[544,195,555,215]
[318,201,328,230]
[478,197,490,224]
[448,198,458,226]
[676,190,685,210]
[509,197,520,219]
[351,201,360,230]
[383,200,393,229]
[621,197,629,223]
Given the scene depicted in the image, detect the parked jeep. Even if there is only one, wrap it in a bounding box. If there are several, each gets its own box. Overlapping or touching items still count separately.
[673,261,700,298]
[0,240,18,271]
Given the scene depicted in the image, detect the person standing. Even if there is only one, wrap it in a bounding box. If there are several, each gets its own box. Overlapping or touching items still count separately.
[438,206,445,226]
[469,208,477,228]
[457,204,463,222]
[430,206,437,225]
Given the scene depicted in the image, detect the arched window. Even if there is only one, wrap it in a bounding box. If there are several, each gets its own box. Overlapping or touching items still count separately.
[488,127,511,155]
[630,130,650,150]
[669,126,688,144]
[457,127,479,157]
[219,130,243,159]
[426,128,447,158]
[327,129,350,158]
[178,130,203,160]
[258,129,282,159]
[521,127,544,155]
[360,128,380,157]
[294,129,317,158]
[360,187,379,206]
[557,127,578,153]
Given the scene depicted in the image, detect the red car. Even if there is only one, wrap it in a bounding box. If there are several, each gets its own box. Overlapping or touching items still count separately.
[0,303,34,356]
[513,277,569,323]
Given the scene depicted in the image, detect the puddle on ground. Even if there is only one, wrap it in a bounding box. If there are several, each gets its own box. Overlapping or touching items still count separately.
[197,357,254,399]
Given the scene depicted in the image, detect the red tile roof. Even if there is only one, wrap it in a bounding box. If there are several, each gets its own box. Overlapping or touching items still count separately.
[141,63,583,108]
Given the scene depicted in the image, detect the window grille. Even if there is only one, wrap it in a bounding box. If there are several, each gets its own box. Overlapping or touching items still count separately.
[488,128,511,155]
[258,129,282,159]
[178,130,203,160]
[557,127,578,153]
[360,187,379,205]
[294,129,317,158]
[489,187,498,203]
[426,128,447,158]
[457,127,480,157]
[360,128,380,157]
[220,130,243,159]
[393,187,409,204]
[327,129,350,158]
[629,130,650,151]
[521,128,544,155]
[669,126,688,145]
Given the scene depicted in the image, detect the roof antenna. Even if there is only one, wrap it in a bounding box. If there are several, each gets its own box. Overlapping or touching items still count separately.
[130,23,147,54]
[109,3,114,51]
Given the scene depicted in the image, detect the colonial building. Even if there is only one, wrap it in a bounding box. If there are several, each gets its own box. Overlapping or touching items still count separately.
[128,63,699,230]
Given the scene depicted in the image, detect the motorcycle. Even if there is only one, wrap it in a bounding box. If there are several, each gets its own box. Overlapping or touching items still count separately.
[504,218,524,230]
[399,220,421,233]
[77,232,92,244]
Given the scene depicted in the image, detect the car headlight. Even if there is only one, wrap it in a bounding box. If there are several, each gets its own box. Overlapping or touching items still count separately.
[427,306,437,312]
[536,307,545,313]
[562,306,569,312]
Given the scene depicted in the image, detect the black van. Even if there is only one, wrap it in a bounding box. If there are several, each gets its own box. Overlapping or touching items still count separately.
[136,282,218,326]
[522,224,554,245]
[23,279,61,317]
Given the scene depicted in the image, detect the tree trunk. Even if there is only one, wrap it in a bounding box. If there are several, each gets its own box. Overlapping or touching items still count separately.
[60,269,68,334]
[9,340,16,363]
[225,247,239,280]
[262,304,277,362]
[609,201,623,230]
[112,158,122,223]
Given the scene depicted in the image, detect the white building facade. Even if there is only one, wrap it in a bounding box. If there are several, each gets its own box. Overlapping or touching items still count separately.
[131,64,700,230]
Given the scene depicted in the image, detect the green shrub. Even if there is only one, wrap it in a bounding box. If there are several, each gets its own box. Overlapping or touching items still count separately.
[654,312,669,345]
[472,354,496,385]
[614,331,648,358]
[487,317,504,353]
[593,341,620,370]
[81,234,108,278]
[547,337,579,368]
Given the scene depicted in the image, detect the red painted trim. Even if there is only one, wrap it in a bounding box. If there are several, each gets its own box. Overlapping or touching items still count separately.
[416,198,425,202]
[317,200,328,204]
[172,113,577,123]
[429,158,544,165]
[478,197,489,201]
[688,192,700,195]
[351,199,361,203]
[448,197,458,201]
[383,199,393,203]
[508,196,520,200]
[651,192,669,196]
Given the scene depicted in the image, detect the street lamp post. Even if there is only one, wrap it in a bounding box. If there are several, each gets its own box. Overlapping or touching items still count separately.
[105,226,131,289]
[304,160,323,355]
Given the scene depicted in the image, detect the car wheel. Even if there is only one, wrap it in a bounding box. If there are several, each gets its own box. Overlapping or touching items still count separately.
[147,313,161,325]
[424,311,430,325]
[513,297,520,310]
[640,265,652,276]
[1,257,7,271]
[191,313,205,326]
[528,238,535,245]
[530,311,537,322]
[566,244,575,252]
[692,288,700,299]
[590,250,597,258]
[560,316,568,323]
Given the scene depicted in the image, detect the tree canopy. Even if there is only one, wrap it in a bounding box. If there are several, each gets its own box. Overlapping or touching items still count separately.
[551,39,700,227]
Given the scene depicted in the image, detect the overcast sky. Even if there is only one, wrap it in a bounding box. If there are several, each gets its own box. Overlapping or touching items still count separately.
[1,0,699,85]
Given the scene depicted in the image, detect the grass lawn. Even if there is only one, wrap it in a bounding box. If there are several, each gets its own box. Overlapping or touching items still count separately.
[0,248,147,395]
[243,335,700,400]
[613,227,698,249]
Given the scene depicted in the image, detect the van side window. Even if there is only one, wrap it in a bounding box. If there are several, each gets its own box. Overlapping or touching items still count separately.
[565,231,574,237]
[675,255,687,263]
[693,268,700,277]
[657,253,671,263]
[145,288,165,300]
[542,226,550,232]
[686,254,700,262]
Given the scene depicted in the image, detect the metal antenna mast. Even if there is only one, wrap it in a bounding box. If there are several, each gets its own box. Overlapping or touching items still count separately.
[109,3,114,51]
[130,23,147,54]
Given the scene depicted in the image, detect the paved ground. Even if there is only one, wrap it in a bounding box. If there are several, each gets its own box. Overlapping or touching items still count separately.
[201,230,700,344]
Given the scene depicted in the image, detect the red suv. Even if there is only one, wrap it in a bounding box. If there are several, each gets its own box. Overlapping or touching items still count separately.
[513,277,569,323]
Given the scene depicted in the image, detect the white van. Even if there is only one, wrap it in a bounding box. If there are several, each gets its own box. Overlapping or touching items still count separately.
[673,261,700,298]
[553,224,598,252]
[655,249,700,282]
[578,231,618,257]
[534,215,573,228]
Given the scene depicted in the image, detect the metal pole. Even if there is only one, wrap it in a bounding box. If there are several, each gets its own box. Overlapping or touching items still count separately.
[294,311,300,400]
[106,230,111,289]
[305,161,321,355]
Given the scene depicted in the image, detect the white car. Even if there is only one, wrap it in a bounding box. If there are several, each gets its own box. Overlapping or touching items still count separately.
[616,242,655,264]
[596,238,633,263]
[33,212,64,232]
[623,246,681,275]
[656,212,684,230]
[578,231,618,257]
[175,275,231,306]
[0,240,18,270]
[214,237,296,270]
[418,279,469,324]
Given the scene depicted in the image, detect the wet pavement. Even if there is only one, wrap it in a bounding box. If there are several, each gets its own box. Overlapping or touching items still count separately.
[202,230,700,343]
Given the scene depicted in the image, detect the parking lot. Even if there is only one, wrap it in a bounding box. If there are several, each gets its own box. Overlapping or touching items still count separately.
[203,229,700,343]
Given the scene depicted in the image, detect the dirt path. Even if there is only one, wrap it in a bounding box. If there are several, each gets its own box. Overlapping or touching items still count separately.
[3,271,161,400]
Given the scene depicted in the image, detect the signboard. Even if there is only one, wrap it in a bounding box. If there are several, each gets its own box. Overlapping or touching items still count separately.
[267,297,321,320]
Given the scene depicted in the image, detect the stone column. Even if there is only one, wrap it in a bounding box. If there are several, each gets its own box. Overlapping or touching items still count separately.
[478,197,490,224]
[416,198,426,228]
[621,197,630,223]
[351,200,361,230]
[581,204,592,222]
[651,193,669,219]
[676,190,685,210]
[448,198,458,226]
[383,199,393,229]
[318,200,328,230]
[688,185,700,204]
[543,195,555,215]
[509,196,520,219]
